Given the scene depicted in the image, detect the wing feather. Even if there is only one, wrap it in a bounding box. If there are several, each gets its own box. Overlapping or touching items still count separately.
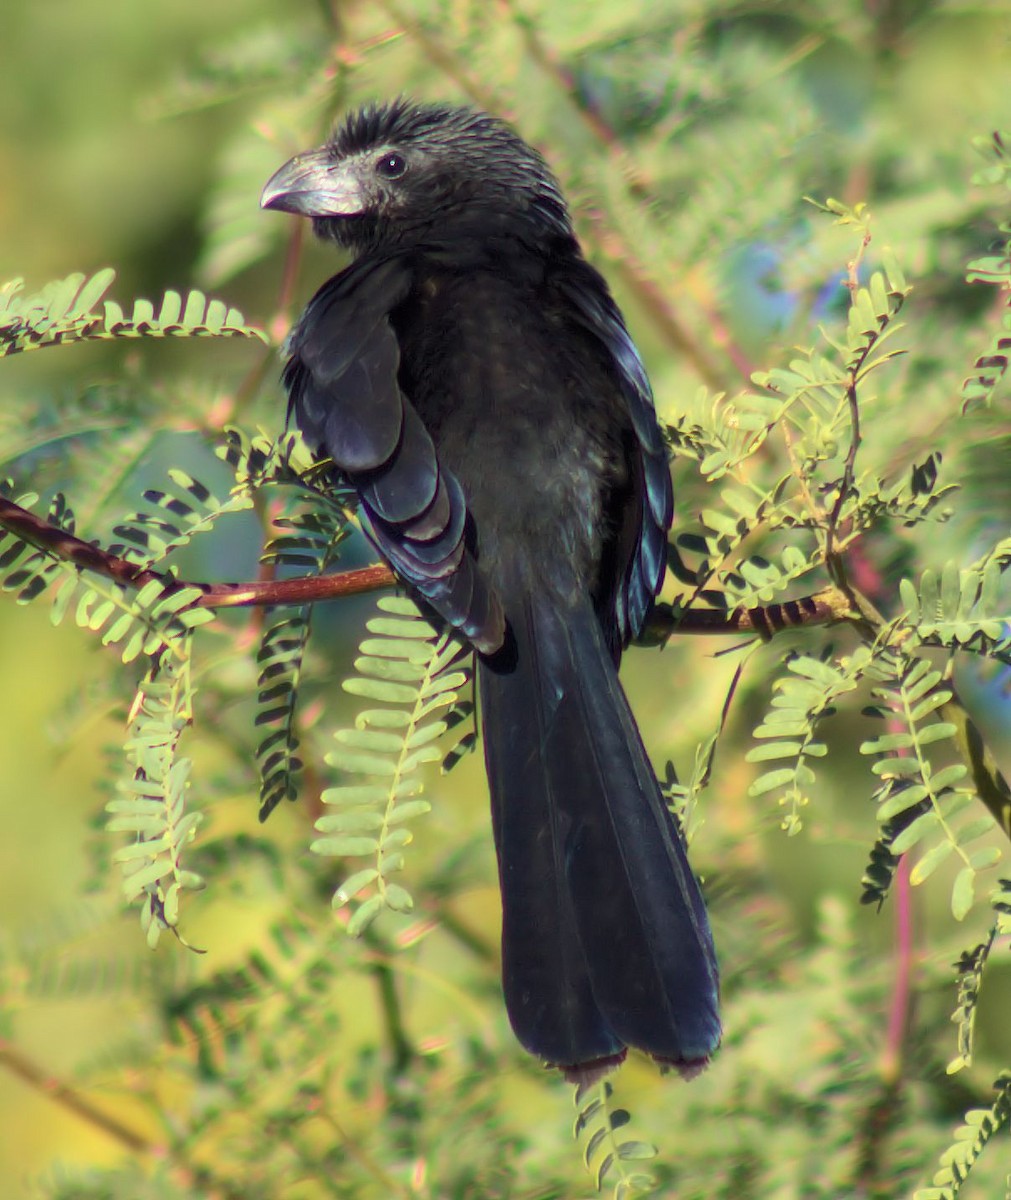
[555,265,673,644]
[284,257,504,652]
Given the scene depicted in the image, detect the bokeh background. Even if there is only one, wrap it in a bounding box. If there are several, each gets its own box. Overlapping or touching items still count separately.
[2,2,1011,1197]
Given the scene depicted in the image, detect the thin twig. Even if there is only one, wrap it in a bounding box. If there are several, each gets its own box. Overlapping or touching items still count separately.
[315,1107,416,1200]
[0,1039,252,1199]
[0,1038,149,1153]
[198,565,398,608]
[377,0,501,114]
[882,853,914,1082]
[585,212,730,390]
[849,851,913,1195]
[500,0,757,388]
[824,369,862,568]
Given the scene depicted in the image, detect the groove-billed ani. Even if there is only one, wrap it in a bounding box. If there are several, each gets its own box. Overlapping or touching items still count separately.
[262,99,720,1080]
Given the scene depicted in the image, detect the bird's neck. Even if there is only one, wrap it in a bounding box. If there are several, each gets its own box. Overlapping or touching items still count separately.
[342,206,579,273]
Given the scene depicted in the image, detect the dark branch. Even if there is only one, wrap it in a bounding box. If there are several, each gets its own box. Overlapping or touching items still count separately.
[0,494,855,633]
[642,588,855,640]
[0,1038,150,1153]
[0,494,395,606]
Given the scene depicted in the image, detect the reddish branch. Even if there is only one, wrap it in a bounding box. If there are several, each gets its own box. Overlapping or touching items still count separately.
[0,493,853,634]
[0,494,394,607]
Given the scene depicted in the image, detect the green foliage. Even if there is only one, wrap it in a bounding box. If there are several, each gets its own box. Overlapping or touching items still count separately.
[860,652,1002,920]
[747,647,870,835]
[256,503,353,819]
[109,656,206,948]
[914,1071,1011,1200]
[0,482,214,662]
[961,132,1011,415]
[110,467,259,567]
[312,595,470,935]
[663,653,750,842]
[947,926,997,1076]
[255,609,310,817]
[0,269,266,356]
[900,557,1011,663]
[573,1080,658,1198]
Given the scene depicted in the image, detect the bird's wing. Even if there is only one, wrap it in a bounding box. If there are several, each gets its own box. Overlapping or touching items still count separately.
[284,256,505,652]
[554,264,673,645]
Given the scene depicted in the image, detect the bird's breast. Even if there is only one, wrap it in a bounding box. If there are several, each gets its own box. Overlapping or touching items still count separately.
[393,270,627,594]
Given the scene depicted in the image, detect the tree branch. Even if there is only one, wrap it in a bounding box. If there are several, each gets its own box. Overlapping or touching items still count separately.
[643,587,855,640]
[0,494,859,634]
[0,1037,150,1153]
[0,494,395,606]
[0,1038,251,1199]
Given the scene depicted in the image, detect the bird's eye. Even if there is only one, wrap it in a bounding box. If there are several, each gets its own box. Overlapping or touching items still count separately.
[375,152,407,180]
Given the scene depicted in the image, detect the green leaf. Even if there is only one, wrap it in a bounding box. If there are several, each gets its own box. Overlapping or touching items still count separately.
[878,784,928,820]
[748,768,799,796]
[333,868,379,906]
[891,811,939,855]
[325,750,400,776]
[909,840,954,884]
[929,764,968,791]
[951,868,976,920]
[313,809,385,834]
[347,896,385,937]
[383,883,414,913]
[745,741,805,762]
[968,846,1001,870]
[342,677,419,704]
[861,732,914,755]
[310,835,379,857]
[386,800,432,825]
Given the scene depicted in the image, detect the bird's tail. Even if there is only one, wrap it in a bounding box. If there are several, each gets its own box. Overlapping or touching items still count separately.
[478,569,720,1079]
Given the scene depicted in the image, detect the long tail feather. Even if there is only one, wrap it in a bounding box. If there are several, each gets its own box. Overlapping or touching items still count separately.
[479,573,720,1073]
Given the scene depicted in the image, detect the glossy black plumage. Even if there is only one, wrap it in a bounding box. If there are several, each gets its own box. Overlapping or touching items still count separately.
[263,99,720,1077]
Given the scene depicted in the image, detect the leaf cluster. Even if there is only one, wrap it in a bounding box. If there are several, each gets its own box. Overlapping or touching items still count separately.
[311,595,470,935]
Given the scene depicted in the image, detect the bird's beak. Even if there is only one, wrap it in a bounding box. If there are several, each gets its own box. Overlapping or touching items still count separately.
[261,148,367,217]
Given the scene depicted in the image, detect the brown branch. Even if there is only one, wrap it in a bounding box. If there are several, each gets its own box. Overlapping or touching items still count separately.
[0,496,154,588]
[0,1039,250,1199]
[0,494,395,607]
[498,0,759,389]
[194,564,396,608]
[0,1038,150,1153]
[503,7,740,390]
[585,214,730,391]
[0,495,860,634]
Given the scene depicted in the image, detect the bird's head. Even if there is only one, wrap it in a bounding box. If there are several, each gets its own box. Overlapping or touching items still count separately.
[261,99,571,254]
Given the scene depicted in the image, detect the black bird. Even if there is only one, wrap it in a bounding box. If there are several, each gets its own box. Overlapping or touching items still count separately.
[262,99,720,1080]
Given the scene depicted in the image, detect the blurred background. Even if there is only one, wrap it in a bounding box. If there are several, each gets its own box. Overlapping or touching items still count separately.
[2,2,1010,1197]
